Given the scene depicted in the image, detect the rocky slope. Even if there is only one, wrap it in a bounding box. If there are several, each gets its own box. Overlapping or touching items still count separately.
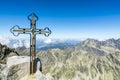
[37,49,120,80]
[36,38,120,80]
[0,38,120,80]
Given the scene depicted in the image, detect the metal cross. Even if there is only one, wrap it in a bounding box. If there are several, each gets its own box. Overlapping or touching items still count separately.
[10,13,51,75]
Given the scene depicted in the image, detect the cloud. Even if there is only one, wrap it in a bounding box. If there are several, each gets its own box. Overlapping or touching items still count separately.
[11,39,30,48]
[0,35,10,45]
[12,40,22,48]
[43,38,55,44]
[0,34,80,49]
[0,35,30,48]
[23,39,30,48]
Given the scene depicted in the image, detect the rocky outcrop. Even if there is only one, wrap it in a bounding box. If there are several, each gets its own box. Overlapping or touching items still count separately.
[0,43,20,80]
[0,56,54,80]
[0,43,19,64]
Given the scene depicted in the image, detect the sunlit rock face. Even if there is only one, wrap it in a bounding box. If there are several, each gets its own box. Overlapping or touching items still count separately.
[0,56,54,80]
[0,56,30,80]
[20,62,54,80]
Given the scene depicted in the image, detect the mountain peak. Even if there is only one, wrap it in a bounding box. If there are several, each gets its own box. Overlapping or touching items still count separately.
[81,38,100,48]
[84,38,99,44]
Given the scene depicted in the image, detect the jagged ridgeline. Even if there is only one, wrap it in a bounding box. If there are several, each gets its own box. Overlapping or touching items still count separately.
[0,39,120,80]
[0,43,19,64]
[0,43,18,80]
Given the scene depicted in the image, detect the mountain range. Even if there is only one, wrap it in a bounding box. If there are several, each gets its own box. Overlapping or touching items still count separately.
[14,38,120,80]
[0,38,120,80]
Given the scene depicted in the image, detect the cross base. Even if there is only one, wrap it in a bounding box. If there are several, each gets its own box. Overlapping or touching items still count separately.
[30,60,36,74]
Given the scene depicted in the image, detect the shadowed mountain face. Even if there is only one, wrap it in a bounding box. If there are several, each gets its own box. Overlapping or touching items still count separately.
[0,38,120,80]
[0,44,20,80]
[0,43,19,64]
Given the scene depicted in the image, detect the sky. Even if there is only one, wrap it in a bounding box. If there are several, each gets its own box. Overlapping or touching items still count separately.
[0,0,120,40]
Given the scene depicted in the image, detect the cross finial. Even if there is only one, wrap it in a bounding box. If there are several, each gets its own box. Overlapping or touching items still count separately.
[28,13,38,23]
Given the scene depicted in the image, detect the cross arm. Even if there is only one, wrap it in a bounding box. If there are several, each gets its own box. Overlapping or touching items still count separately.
[10,25,31,36]
[35,27,51,37]
[13,29,31,33]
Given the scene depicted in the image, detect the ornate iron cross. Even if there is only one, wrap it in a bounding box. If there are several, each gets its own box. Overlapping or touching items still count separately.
[10,13,51,74]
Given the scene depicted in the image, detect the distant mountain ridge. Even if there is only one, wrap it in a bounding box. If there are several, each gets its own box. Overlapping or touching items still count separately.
[74,38,120,55]
[16,38,120,55]
[81,38,120,49]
